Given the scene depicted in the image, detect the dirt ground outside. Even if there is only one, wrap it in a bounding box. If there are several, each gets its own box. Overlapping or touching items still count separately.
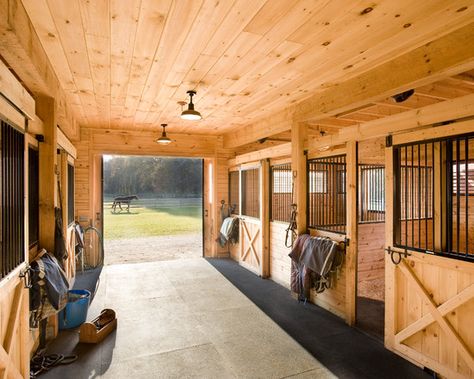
[104,233,202,265]
[103,198,203,265]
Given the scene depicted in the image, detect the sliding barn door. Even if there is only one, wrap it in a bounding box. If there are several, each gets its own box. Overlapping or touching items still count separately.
[385,134,474,379]
[0,120,29,378]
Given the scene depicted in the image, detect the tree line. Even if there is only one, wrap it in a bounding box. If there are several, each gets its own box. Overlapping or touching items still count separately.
[103,156,202,198]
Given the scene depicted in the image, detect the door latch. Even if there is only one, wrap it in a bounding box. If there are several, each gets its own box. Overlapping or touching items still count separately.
[385,246,410,265]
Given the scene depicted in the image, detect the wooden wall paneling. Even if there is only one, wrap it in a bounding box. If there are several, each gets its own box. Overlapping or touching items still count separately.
[308,229,347,319]
[357,223,385,300]
[345,140,358,325]
[269,221,291,288]
[0,273,29,379]
[260,159,270,278]
[291,122,307,234]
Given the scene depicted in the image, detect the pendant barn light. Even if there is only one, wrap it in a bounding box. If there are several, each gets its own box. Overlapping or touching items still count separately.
[156,124,172,145]
[180,90,202,120]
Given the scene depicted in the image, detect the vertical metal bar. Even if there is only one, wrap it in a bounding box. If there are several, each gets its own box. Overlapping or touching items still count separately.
[433,142,442,251]
[417,144,421,249]
[456,139,460,254]
[432,143,435,252]
[404,147,408,248]
[411,145,414,248]
[325,158,328,230]
[425,143,428,250]
[466,137,469,256]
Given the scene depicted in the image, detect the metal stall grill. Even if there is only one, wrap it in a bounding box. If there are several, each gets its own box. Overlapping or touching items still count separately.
[394,133,474,260]
[241,168,260,219]
[359,164,385,223]
[270,163,292,222]
[1,121,25,279]
[228,171,240,214]
[307,155,346,234]
[450,134,474,258]
[68,163,75,225]
[28,147,39,247]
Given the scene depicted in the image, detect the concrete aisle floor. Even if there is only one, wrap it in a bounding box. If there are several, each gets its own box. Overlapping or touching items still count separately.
[42,258,334,379]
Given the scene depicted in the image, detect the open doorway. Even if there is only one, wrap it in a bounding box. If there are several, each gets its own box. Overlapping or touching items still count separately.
[102,155,203,265]
[356,138,386,341]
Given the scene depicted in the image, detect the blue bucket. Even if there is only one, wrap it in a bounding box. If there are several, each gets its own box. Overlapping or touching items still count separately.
[59,289,91,330]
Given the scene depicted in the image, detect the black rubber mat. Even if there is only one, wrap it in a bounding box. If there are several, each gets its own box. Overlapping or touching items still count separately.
[208,258,430,379]
[356,296,384,341]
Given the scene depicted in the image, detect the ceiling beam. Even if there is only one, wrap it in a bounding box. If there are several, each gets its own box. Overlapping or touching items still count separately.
[233,142,291,165]
[223,22,474,149]
[0,0,78,139]
[307,93,474,151]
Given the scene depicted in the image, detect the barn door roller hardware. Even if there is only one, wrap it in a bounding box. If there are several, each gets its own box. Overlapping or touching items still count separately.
[385,246,411,265]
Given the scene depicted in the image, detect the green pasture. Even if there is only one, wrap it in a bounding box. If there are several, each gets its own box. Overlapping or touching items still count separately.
[104,202,202,240]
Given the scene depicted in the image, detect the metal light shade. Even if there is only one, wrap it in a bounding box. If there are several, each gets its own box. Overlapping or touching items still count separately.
[156,124,172,145]
[181,90,202,120]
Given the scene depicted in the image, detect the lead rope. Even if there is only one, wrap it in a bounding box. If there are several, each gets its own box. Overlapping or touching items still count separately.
[285,204,297,248]
[285,179,298,248]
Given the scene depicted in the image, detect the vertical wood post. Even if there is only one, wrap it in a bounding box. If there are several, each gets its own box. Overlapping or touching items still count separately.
[345,140,358,326]
[36,96,59,340]
[385,144,395,349]
[37,96,57,253]
[291,122,307,234]
[59,150,68,235]
[260,159,270,277]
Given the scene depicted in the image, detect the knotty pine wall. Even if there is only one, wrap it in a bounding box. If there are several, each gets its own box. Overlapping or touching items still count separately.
[269,221,291,288]
[357,137,386,301]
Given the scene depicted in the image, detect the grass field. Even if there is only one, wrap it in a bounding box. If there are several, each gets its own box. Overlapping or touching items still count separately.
[104,203,202,240]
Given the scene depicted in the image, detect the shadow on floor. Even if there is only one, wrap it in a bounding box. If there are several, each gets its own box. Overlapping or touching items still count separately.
[40,266,113,379]
[356,296,384,342]
[208,258,430,379]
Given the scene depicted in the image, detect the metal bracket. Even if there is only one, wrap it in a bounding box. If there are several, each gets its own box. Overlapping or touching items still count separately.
[19,265,32,288]
[385,246,410,265]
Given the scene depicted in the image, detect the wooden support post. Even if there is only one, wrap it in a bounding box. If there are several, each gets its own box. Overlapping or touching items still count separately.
[345,140,358,326]
[202,159,213,258]
[59,150,68,235]
[291,122,307,234]
[260,159,270,278]
[37,96,57,253]
[385,145,395,350]
[36,96,59,341]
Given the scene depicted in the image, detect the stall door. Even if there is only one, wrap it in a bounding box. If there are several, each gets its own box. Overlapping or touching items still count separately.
[0,120,29,378]
[385,135,474,379]
[239,165,266,276]
[240,217,263,275]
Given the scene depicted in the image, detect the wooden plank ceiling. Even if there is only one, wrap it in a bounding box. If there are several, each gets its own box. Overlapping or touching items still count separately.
[20,0,474,135]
